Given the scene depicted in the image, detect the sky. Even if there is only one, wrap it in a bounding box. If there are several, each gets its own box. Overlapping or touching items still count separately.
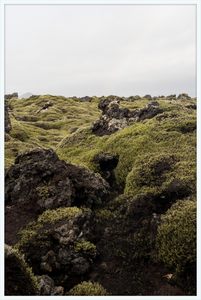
[5,4,197,98]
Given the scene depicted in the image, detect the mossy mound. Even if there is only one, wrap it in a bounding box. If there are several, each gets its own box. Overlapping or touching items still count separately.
[14,206,83,254]
[156,198,196,274]
[9,114,29,142]
[66,281,109,295]
[5,244,40,295]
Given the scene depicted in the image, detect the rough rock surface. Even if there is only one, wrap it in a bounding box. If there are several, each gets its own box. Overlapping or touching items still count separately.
[5,147,109,211]
[93,153,119,185]
[36,101,53,113]
[78,96,92,102]
[18,210,93,280]
[92,98,163,136]
[36,274,64,295]
[5,105,12,133]
[185,102,197,109]
[4,92,18,99]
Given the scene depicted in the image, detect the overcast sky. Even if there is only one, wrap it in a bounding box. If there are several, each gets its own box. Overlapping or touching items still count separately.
[5,4,197,98]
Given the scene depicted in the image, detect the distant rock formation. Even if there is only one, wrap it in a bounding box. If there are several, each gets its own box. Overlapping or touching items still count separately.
[92,98,163,136]
[4,93,18,100]
[78,96,92,102]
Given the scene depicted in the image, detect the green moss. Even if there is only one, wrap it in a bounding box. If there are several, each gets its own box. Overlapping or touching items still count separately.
[9,114,29,142]
[156,199,196,274]
[66,281,109,295]
[14,207,83,253]
[5,244,40,295]
[74,239,98,258]
[36,186,50,200]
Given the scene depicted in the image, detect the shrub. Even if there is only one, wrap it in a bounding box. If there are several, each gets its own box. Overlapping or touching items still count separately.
[155,199,196,274]
[66,281,109,295]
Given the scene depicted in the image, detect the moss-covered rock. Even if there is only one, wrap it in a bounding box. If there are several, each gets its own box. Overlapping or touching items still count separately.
[66,281,109,295]
[5,244,40,295]
[156,198,196,274]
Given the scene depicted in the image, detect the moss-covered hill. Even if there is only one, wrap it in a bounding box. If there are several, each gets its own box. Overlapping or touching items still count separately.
[4,93,197,295]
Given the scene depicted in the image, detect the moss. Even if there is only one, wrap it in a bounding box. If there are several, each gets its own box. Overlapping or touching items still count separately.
[9,114,29,142]
[36,186,50,200]
[5,244,40,295]
[74,239,98,258]
[66,281,109,295]
[15,207,83,253]
[155,199,196,274]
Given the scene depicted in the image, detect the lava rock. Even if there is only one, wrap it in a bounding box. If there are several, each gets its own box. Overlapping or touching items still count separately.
[36,274,64,295]
[5,147,109,210]
[94,153,119,185]
[4,93,18,100]
[78,96,92,102]
[92,98,163,136]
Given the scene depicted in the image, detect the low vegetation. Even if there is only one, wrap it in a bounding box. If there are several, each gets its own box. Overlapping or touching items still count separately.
[5,93,197,295]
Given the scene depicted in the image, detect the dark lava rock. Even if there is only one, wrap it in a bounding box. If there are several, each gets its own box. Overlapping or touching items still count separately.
[185,102,197,109]
[78,96,92,102]
[43,101,53,109]
[137,101,163,121]
[92,98,163,136]
[5,147,109,211]
[177,93,191,101]
[127,179,191,218]
[36,274,64,295]
[4,92,18,100]
[94,153,119,185]
[5,105,12,133]
[143,94,152,100]
[14,210,95,282]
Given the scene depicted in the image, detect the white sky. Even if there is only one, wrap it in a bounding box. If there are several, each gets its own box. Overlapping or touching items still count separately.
[5,4,197,98]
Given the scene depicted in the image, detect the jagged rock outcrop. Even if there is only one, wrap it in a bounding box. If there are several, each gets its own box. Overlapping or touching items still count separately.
[36,275,64,295]
[13,208,97,282]
[177,93,191,101]
[92,98,163,136]
[5,105,12,133]
[4,92,18,100]
[5,147,109,211]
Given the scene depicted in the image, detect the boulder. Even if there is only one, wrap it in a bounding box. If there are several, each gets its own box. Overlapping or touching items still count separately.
[4,93,18,100]
[137,101,163,121]
[13,208,95,279]
[36,274,64,295]
[177,93,191,101]
[92,98,163,136]
[5,147,109,210]
[143,94,152,100]
[185,102,197,109]
[5,105,12,133]
[78,96,92,102]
